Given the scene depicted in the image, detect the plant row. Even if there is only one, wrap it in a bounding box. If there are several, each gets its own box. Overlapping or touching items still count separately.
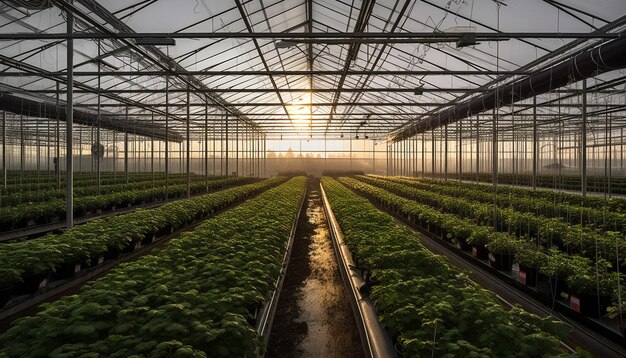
[322,177,569,357]
[359,176,626,265]
[0,176,213,207]
[0,176,286,309]
[1,172,200,194]
[431,172,626,196]
[412,175,626,214]
[339,177,624,321]
[376,176,626,232]
[3,170,164,182]
[0,177,305,357]
[0,177,252,231]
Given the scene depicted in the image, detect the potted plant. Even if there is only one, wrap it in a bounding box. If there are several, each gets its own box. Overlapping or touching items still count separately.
[448,221,472,249]
[467,226,492,260]
[514,242,548,287]
[537,250,573,305]
[485,233,517,271]
[565,259,614,318]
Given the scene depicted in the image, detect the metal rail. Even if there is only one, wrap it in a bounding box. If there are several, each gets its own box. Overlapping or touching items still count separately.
[320,182,397,358]
[0,31,620,40]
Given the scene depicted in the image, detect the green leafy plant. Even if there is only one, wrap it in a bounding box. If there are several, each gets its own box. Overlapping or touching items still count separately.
[322,177,568,357]
[0,177,306,357]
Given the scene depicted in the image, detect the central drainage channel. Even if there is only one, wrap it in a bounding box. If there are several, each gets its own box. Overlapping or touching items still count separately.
[266,177,364,358]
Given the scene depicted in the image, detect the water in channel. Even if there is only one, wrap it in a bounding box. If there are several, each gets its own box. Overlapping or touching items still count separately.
[266,178,364,358]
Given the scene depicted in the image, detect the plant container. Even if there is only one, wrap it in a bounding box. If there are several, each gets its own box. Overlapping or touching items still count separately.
[471,245,489,260]
[568,293,611,318]
[104,247,121,260]
[536,274,568,305]
[85,256,105,268]
[13,273,48,295]
[51,263,81,280]
[452,237,471,251]
[517,264,538,287]
[122,241,141,253]
[141,233,157,245]
[489,252,514,271]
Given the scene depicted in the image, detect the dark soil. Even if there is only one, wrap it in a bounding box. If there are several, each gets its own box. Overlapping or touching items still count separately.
[266,177,364,358]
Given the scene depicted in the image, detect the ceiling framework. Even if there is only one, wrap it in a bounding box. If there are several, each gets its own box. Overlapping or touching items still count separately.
[0,0,625,144]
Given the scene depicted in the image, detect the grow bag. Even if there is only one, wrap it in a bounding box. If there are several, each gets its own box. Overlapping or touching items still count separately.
[568,293,611,318]
[489,252,513,271]
[471,245,489,260]
[517,264,538,287]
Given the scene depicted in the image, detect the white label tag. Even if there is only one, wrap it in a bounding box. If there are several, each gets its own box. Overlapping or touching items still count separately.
[570,295,581,313]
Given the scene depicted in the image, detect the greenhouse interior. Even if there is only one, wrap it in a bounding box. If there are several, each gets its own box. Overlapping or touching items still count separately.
[1,0,626,357]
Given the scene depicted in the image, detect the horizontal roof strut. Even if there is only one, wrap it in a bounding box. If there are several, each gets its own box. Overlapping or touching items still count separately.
[28,88,516,94]
[0,31,620,40]
[0,70,532,76]
[71,102,626,108]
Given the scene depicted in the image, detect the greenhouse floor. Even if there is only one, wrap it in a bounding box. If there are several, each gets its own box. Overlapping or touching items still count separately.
[266,178,363,357]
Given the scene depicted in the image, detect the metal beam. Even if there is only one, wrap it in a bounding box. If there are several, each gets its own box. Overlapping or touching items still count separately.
[0,70,532,76]
[0,31,619,40]
[23,87,503,94]
[65,9,74,229]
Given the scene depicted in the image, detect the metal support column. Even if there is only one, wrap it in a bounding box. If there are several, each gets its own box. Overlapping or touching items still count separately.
[96,39,101,195]
[186,88,191,198]
[532,96,538,190]
[124,108,129,184]
[349,137,353,172]
[458,121,462,181]
[225,114,229,176]
[1,111,5,190]
[431,130,436,179]
[421,133,425,177]
[492,107,498,186]
[475,116,480,182]
[19,114,24,185]
[165,77,169,199]
[604,113,613,198]
[444,126,448,180]
[56,82,61,190]
[386,144,389,176]
[204,107,208,189]
[212,117,216,177]
[66,10,74,228]
[581,79,587,196]
[151,113,154,187]
[372,140,376,174]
